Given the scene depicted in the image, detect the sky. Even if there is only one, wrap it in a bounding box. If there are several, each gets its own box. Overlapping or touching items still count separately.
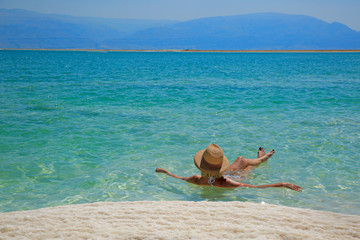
[1,0,360,30]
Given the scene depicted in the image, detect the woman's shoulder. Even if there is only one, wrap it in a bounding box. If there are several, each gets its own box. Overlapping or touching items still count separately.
[215,176,241,188]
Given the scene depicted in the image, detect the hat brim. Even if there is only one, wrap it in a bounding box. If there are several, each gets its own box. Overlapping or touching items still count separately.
[193,149,230,176]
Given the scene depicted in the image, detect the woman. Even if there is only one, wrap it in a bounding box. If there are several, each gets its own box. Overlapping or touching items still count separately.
[155,143,302,191]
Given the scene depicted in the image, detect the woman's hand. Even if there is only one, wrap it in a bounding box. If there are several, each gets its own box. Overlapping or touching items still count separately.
[282,182,303,192]
[155,168,169,174]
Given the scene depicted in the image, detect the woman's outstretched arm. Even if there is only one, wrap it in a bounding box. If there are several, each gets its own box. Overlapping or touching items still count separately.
[224,177,303,192]
[155,168,201,184]
[155,168,187,180]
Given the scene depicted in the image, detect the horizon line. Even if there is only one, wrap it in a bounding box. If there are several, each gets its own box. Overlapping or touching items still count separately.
[1,48,360,53]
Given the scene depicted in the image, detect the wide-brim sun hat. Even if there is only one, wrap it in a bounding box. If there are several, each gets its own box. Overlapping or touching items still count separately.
[193,143,230,177]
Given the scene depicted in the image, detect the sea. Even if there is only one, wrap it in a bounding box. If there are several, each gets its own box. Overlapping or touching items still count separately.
[0,50,359,215]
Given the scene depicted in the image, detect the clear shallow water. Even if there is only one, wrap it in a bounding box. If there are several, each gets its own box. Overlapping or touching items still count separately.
[0,50,359,215]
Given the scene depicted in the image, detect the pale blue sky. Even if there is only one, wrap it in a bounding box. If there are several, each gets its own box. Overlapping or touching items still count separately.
[1,0,360,30]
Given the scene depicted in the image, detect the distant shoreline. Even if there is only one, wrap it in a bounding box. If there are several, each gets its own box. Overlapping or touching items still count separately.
[1,48,360,53]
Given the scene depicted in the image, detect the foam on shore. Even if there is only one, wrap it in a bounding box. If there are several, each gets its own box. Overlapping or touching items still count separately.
[1,201,359,239]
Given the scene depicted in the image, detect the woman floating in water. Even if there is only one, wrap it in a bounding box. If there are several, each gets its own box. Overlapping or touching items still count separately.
[155,143,303,191]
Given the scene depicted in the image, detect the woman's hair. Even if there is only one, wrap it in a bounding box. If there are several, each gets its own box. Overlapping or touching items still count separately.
[200,171,222,178]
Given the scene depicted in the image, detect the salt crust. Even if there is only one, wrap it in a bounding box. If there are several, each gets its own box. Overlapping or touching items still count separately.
[1,201,359,240]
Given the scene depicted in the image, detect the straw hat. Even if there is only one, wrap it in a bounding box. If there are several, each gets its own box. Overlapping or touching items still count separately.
[193,144,230,177]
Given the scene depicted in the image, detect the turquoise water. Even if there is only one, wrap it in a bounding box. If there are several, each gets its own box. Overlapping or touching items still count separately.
[0,50,359,215]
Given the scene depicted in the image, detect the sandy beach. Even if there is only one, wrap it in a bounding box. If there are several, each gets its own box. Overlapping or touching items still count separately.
[1,201,359,240]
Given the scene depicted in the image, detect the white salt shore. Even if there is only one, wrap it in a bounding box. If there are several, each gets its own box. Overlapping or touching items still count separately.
[1,201,359,240]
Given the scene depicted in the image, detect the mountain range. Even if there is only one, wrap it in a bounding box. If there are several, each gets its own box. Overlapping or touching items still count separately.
[1,8,360,50]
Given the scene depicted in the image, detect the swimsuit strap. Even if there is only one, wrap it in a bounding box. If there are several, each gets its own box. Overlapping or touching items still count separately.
[208,177,215,187]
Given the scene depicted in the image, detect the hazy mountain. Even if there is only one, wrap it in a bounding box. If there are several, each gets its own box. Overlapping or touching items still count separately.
[1,9,359,50]
[0,9,178,49]
[106,13,360,50]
